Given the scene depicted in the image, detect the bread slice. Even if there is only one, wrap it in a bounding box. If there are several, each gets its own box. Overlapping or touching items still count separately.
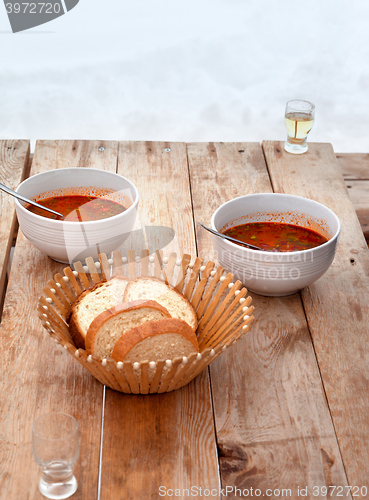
[123,276,197,331]
[68,277,129,349]
[111,318,199,363]
[85,300,171,358]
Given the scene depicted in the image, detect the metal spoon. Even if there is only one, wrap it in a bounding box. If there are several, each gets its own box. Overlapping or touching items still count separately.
[0,182,64,219]
[198,222,264,251]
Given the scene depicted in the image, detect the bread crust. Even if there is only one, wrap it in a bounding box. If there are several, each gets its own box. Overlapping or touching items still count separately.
[68,280,109,349]
[123,276,198,330]
[68,276,129,349]
[111,318,199,362]
[68,312,89,349]
[85,300,171,355]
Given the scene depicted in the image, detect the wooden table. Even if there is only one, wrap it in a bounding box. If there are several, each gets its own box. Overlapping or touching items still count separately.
[337,153,369,244]
[1,140,369,500]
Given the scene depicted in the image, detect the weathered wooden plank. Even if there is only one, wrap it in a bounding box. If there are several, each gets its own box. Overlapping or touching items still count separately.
[263,141,369,488]
[0,140,30,313]
[345,180,369,243]
[188,142,350,497]
[0,140,118,499]
[32,139,118,170]
[100,141,220,499]
[336,152,369,179]
[336,152,369,240]
[28,151,33,169]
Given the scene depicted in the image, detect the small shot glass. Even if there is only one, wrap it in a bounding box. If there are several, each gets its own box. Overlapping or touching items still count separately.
[284,100,315,154]
[32,412,80,500]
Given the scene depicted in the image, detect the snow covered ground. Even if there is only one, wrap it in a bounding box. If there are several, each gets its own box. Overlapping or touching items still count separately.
[1,0,369,152]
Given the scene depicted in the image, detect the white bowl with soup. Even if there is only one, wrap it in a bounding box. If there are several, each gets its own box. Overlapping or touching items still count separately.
[15,168,139,263]
[211,193,340,296]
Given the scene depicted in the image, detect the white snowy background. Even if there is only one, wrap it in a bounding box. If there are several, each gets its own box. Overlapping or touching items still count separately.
[1,0,369,152]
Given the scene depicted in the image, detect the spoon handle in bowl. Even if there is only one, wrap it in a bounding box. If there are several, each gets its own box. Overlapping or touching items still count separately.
[198,222,263,251]
[0,182,64,218]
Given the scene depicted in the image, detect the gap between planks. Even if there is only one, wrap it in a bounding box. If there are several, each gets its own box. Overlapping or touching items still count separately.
[184,143,222,489]
[97,385,106,500]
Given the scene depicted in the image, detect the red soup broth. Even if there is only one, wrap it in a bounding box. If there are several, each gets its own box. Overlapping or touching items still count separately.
[25,194,126,221]
[222,221,328,252]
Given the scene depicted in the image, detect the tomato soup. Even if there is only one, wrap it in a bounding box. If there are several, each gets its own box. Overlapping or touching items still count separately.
[26,195,126,221]
[223,221,328,252]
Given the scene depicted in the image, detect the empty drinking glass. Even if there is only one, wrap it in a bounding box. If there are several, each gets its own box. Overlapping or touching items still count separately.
[284,100,315,154]
[32,412,80,500]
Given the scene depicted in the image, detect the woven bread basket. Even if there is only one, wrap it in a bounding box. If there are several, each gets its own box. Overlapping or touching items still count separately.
[37,249,255,394]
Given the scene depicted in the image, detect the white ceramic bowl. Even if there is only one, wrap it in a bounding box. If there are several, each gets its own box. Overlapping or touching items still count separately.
[211,193,340,296]
[15,168,139,264]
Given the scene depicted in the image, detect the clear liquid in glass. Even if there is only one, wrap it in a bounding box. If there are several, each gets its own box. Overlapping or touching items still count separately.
[284,100,315,154]
[39,460,77,500]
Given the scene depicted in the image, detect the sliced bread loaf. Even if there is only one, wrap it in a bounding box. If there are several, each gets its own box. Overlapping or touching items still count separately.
[85,300,171,359]
[123,276,198,331]
[68,277,129,349]
[111,318,199,363]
